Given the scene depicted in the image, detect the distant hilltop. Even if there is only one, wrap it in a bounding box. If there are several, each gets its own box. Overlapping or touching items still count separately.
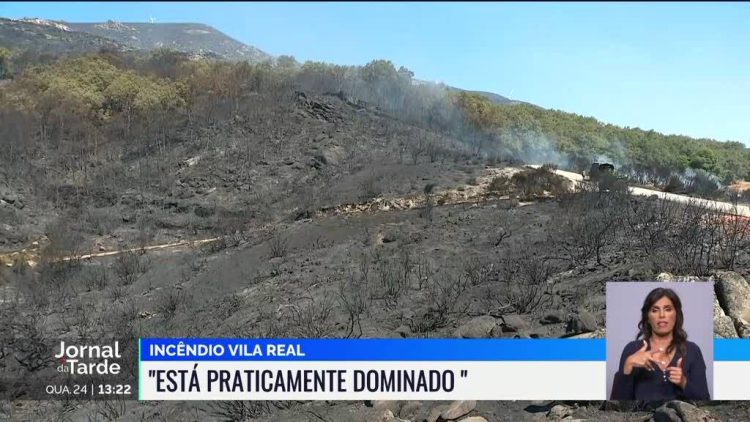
[67,20,271,62]
[1,17,271,62]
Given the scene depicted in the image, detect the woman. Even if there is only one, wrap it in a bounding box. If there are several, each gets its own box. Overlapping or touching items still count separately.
[610,287,710,400]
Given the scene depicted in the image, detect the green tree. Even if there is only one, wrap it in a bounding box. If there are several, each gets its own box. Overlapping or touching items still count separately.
[276,55,298,70]
[104,71,142,130]
[360,59,398,83]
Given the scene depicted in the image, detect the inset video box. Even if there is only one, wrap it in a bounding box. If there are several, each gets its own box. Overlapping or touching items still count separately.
[138,338,749,400]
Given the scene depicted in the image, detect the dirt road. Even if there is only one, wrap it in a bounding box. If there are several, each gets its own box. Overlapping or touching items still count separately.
[2,165,748,268]
[546,167,750,217]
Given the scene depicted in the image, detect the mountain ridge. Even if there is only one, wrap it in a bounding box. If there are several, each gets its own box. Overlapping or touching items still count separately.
[0,17,271,63]
[0,17,125,57]
[67,20,271,62]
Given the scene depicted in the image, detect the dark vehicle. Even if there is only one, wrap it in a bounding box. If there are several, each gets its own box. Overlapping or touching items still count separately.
[589,162,615,181]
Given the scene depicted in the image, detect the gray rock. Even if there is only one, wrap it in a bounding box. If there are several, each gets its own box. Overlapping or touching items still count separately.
[714,271,750,337]
[652,405,681,422]
[656,272,675,282]
[579,310,599,331]
[373,401,403,415]
[439,400,476,421]
[664,400,715,422]
[500,314,529,332]
[566,310,598,334]
[568,328,607,339]
[314,153,332,166]
[657,273,706,283]
[455,316,497,338]
[380,409,410,422]
[712,295,725,317]
[314,147,344,166]
[459,418,488,422]
[714,313,739,338]
[427,405,450,422]
[394,325,411,338]
[547,404,572,420]
[0,188,18,204]
[712,294,737,337]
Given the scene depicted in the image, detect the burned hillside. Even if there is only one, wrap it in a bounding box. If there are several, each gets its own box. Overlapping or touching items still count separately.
[0,48,750,421]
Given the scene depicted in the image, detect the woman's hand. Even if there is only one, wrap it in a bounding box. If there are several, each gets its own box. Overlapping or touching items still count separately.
[623,340,659,375]
[667,358,687,389]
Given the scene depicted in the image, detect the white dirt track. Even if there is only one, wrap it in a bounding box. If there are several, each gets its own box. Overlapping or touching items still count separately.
[2,166,748,269]
[547,167,750,218]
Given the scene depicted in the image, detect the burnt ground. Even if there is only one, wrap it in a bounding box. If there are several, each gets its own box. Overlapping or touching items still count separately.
[1,91,750,421]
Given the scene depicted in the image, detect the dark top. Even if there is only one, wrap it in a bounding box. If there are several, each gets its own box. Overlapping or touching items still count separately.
[610,340,710,400]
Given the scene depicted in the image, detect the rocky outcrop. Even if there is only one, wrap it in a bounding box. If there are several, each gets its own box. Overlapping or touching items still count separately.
[499,314,529,333]
[547,404,572,420]
[714,271,750,338]
[566,310,598,335]
[439,400,476,421]
[713,294,738,338]
[454,316,498,338]
[651,401,716,422]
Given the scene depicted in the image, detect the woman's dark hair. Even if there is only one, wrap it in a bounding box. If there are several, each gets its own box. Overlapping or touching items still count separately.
[636,287,687,356]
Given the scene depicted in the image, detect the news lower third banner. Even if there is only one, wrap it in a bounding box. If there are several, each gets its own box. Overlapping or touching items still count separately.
[139,338,750,400]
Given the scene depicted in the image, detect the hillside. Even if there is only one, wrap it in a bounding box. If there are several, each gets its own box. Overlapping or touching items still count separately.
[0,17,272,74]
[466,89,517,104]
[413,79,520,105]
[0,17,124,58]
[1,30,749,422]
[454,92,750,184]
[6,15,747,188]
[67,20,271,62]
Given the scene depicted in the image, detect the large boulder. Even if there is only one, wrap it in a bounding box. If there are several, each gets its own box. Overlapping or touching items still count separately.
[714,271,750,338]
[566,310,598,334]
[713,294,739,338]
[547,404,572,420]
[438,400,476,421]
[380,410,410,422]
[500,314,529,333]
[454,316,498,338]
[372,400,403,415]
[652,405,681,422]
[427,405,450,422]
[714,314,739,338]
[651,401,716,422]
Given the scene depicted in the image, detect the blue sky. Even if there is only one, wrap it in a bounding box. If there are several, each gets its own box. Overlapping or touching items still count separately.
[2,2,749,145]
